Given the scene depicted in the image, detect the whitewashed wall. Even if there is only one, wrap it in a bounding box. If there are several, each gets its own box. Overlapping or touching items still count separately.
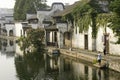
[96,27,104,52]
[106,27,120,55]
[72,26,92,50]
[96,27,120,55]
[72,25,120,55]
[14,22,23,37]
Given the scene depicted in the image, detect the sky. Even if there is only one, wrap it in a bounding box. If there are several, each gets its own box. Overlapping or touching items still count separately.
[0,0,79,8]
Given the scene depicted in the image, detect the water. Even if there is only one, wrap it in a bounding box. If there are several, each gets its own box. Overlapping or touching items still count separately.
[0,39,120,80]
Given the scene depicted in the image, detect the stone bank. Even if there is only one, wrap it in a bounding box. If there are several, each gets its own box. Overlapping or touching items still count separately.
[47,47,120,73]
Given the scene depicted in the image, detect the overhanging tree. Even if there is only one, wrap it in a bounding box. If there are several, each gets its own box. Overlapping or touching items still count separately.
[109,0,120,43]
[18,29,45,54]
[72,0,103,51]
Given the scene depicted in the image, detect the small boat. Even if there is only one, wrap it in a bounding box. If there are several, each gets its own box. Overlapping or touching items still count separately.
[52,49,60,56]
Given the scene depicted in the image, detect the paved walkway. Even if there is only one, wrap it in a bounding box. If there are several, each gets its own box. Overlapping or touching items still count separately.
[70,48,120,62]
[48,47,120,61]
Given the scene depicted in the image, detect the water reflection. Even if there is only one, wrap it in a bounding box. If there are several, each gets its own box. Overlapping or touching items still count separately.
[15,52,44,80]
[15,52,120,80]
[0,39,120,80]
[0,39,15,57]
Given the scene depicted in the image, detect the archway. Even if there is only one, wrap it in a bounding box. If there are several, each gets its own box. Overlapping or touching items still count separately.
[64,32,71,48]
[9,30,13,36]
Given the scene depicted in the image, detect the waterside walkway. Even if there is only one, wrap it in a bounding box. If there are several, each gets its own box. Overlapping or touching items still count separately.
[47,47,120,73]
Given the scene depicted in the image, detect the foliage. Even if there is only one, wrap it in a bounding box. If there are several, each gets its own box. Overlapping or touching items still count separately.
[18,28,45,54]
[109,0,120,43]
[71,0,114,39]
[109,0,120,16]
[17,36,30,52]
[62,13,74,26]
[27,29,45,52]
[96,13,113,33]
[72,0,102,38]
[14,0,49,21]
[72,0,92,33]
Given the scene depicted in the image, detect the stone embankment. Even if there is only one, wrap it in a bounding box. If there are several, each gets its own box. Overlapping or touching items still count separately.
[47,47,120,73]
[0,35,19,40]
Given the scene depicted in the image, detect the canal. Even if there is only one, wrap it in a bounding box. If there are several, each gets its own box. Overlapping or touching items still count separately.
[0,39,120,80]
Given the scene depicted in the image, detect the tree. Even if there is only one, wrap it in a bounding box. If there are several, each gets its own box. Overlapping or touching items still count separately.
[109,0,120,43]
[71,0,103,51]
[18,28,45,54]
[14,0,49,21]
[16,28,45,79]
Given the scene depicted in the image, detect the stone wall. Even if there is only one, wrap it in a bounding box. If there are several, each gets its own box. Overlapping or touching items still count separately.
[109,60,120,72]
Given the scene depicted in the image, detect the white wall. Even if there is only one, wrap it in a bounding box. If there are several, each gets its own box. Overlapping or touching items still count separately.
[72,25,120,55]
[96,27,104,51]
[14,22,23,37]
[96,27,120,55]
[72,26,92,50]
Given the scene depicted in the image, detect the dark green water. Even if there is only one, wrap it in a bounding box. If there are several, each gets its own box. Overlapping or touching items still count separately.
[0,39,120,80]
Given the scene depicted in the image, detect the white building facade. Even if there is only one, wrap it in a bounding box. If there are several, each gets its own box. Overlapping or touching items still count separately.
[72,25,120,55]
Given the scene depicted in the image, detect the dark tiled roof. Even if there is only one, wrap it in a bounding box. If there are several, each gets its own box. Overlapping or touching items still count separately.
[37,2,64,11]
[44,25,58,31]
[53,1,81,17]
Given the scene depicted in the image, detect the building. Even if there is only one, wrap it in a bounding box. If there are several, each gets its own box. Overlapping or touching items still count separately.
[46,1,120,55]
[0,8,14,36]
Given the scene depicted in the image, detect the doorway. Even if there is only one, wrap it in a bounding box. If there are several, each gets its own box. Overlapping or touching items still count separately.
[84,35,88,50]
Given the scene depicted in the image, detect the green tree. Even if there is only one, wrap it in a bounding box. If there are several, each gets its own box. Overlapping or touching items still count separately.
[71,0,103,51]
[16,28,46,79]
[109,0,120,43]
[18,28,45,54]
[14,0,48,21]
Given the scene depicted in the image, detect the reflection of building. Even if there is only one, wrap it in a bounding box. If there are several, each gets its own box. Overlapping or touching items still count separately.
[44,53,60,72]
[44,53,111,80]
[0,39,15,57]
[0,38,24,57]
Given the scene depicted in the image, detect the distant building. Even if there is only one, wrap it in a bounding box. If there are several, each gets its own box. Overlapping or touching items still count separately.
[0,8,14,36]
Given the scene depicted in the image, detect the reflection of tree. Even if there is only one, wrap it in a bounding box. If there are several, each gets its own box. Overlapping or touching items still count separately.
[15,51,44,80]
[15,29,46,80]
